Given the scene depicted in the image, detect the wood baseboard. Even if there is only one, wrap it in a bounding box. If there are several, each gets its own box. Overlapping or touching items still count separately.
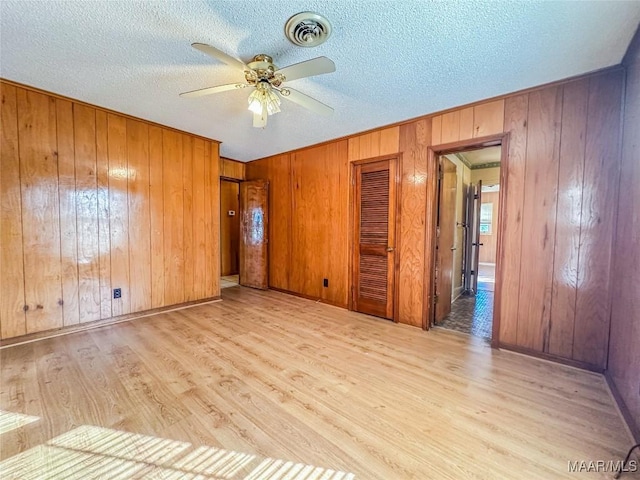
[499,342,604,373]
[605,371,640,443]
[268,287,348,309]
[0,296,222,348]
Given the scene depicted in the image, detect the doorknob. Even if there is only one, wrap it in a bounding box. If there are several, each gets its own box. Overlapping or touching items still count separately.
[386,247,394,252]
[450,247,457,251]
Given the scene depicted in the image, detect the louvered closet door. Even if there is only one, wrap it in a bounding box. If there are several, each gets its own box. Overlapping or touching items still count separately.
[353,159,397,319]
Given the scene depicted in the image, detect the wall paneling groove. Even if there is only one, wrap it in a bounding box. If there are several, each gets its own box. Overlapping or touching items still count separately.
[246,68,625,371]
[0,81,220,339]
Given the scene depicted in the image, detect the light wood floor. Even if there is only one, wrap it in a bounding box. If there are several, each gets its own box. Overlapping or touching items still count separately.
[0,287,635,479]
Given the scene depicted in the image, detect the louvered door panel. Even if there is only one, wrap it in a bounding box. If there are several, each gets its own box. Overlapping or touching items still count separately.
[353,160,397,319]
[359,254,388,303]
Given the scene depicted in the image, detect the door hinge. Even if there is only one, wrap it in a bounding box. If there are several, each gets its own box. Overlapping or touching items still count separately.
[434,294,439,304]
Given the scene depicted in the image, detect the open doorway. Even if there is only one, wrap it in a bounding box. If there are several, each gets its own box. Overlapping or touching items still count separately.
[432,145,502,341]
[220,179,240,288]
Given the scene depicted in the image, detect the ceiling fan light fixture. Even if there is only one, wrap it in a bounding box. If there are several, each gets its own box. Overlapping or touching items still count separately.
[285,12,331,47]
[182,42,335,128]
[247,82,281,125]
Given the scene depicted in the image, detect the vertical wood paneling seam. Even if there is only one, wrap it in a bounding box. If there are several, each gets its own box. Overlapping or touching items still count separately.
[184,136,191,297]
[157,128,165,304]
[473,108,477,141]
[147,126,153,306]
[52,95,65,320]
[105,117,113,303]
[603,68,629,371]
[289,155,294,290]
[124,120,131,309]
[182,136,186,293]
[514,95,530,346]
[546,86,566,353]
[570,78,592,360]
[105,113,114,304]
[191,137,195,297]
[54,100,64,321]
[16,87,27,324]
[97,111,112,319]
[288,155,293,290]
[126,123,132,308]
[72,103,83,323]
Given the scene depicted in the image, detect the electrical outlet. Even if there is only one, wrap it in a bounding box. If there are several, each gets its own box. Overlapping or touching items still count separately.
[113,288,122,299]
[323,278,329,288]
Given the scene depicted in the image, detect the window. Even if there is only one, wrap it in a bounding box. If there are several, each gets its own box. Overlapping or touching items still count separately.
[480,203,492,235]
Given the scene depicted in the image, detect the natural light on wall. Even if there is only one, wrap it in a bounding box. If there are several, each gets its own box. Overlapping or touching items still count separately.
[0,422,356,479]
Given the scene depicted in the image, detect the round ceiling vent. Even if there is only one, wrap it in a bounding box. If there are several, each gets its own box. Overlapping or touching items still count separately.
[285,12,332,47]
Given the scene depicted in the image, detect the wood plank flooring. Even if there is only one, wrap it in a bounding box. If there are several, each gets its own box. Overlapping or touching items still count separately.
[0,287,635,479]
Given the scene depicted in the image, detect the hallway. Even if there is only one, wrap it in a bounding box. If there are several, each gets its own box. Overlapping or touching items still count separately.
[438,263,495,340]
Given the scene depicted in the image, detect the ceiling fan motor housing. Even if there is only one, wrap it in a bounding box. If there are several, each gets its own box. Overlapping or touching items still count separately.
[285,12,332,47]
[245,55,283,87]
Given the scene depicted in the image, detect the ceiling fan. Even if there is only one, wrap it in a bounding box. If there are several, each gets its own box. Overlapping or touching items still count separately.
[180,43,336,127]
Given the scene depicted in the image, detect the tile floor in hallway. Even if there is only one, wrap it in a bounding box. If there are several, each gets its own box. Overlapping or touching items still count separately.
[438,289,494,340]
[437,263,495,340]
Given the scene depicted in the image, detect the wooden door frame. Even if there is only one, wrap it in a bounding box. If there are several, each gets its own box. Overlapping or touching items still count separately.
[424,133,509,348]
[219,178,241,276]
[349,154,402,322]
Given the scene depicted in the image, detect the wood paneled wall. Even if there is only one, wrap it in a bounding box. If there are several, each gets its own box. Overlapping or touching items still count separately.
[499,72,622,370]
[397,121,432,327]
[246,68,624,370]
[0,81,220,339]
[290,143,350,305]
[245,153,292,292]
[608,30,640,440]
[431,100,504,145]
[220,157,245,180]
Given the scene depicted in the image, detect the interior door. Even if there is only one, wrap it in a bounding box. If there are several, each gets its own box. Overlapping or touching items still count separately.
[462,184,473,293]
[239,180,269,289]
[353,159,397,319]
[434,157,457,324]
[471,180,483,294]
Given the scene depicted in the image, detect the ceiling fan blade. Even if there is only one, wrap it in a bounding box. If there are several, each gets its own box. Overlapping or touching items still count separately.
[253,113,267,128]
[280,87,333,116]
[180,83,246,98]
[275,57,335,82]
[191,43,248,71]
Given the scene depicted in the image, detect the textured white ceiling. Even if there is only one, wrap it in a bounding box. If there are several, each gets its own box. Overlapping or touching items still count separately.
[1,1,639,161]
[460,146,502,166]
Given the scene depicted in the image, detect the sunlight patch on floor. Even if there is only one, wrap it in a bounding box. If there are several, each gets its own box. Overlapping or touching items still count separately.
[0,424,355,479]
[0,410,40,435]
[221,275,240,289]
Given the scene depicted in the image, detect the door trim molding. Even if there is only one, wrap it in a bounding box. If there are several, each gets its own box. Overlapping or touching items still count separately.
[424,133,510,346]
[349,155,401,322]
